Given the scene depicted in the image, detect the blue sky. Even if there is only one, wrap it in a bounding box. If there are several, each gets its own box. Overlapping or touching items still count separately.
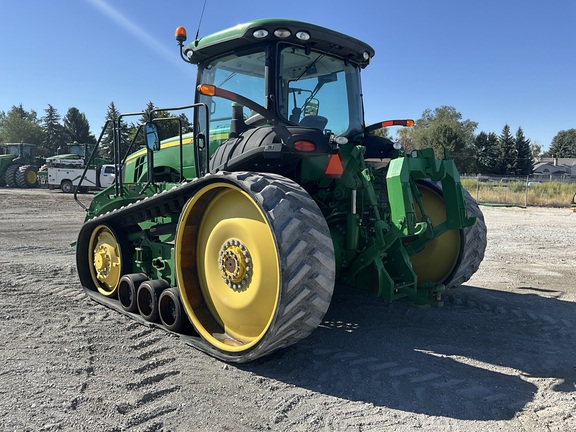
[1,0,574,150]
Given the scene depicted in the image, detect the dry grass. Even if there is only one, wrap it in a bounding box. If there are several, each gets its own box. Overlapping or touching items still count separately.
[461,179,575,207]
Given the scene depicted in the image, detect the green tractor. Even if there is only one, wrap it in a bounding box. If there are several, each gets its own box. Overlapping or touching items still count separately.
[75,19,487,363]
[0,143,40,188]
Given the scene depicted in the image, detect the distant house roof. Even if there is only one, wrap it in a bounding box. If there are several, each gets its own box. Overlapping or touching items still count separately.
[538,157,576,166]
[534,158,576,176]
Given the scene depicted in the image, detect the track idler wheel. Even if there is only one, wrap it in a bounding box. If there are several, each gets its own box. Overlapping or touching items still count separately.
[118,273,148,313]
[175,172,335,362]
[158,288,186,332]
[137,279,169,322]
[410,182,462,285]
[88,225,124,297]
[409,181,486,289]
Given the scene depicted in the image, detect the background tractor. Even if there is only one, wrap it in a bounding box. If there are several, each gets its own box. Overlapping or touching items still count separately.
[0,143,41,188]
[75,19,487,363]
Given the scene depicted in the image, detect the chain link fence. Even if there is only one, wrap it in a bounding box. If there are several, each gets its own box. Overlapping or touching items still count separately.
[461,175,576,207]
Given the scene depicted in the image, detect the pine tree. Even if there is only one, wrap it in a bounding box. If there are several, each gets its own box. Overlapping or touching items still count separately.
[136,101,191,142]
[42,104,66,157]
[496,125,517,176]
[100,101,130,162]
[544,129,576,157]
[126,101,191,151]
[474,131,499,174]
[515,127,533,176]
[63,107,95,144]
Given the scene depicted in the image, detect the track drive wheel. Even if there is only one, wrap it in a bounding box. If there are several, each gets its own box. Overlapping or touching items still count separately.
[4,164,20,187]
[175,172,335,362]
[410,181,487,289]
[16,165,38,188]
[87,224,124,297]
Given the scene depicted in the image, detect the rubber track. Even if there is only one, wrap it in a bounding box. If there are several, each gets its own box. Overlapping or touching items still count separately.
[77,171,335,363]
[445,188,487,289]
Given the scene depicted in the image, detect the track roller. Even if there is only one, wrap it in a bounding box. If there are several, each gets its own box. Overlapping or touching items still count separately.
[118,273,149,313]
[158,288,186,332]
[137,279,169,322]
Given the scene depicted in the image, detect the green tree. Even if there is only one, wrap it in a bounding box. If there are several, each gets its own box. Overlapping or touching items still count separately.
[41,104,66,157]
[474,131,499,174]
[530,143,542,160]
[395,127,414,153]
[515,127,533,175]
[100,101,130,162]
[408,106,478,172]
[496,124,517,175]
[544,129,576,157]
[129,101,191,147]
[63,107,95,144]
[0,104,45,147]
[368,127,392,140]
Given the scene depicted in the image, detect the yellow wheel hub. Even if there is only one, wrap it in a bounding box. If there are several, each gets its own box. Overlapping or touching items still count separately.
[26,170,37,184]
[219,239,252,290]
[410,184,462,284]
[175,183,280,353]
[88,225,122,296]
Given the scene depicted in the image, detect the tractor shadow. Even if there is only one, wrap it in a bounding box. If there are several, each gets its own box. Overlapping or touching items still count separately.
[242,284,576,421]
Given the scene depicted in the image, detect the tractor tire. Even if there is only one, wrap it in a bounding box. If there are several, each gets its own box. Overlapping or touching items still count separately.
[4,164,20,188]
[410,181,487,290]
[174,172,335,362]
[15,165,39,188]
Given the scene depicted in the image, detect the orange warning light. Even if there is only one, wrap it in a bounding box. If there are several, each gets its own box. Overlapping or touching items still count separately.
[197,84,216,96]
[175,26,187,43]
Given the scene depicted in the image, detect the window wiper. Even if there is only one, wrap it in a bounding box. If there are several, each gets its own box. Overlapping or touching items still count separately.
[293,45,336,82]
[218,72,237,87]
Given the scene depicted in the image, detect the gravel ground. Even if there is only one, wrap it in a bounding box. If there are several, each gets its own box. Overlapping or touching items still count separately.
[1,187,575,432]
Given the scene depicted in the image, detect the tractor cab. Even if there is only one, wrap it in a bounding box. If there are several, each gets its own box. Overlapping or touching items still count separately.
[177,20,376,176]
[3,143,35,159]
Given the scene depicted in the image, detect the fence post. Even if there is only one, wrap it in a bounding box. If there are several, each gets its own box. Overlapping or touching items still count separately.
[476,175,480,202]
[525,176,529,207]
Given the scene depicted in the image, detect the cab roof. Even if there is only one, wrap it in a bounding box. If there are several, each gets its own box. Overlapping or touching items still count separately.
[184,19,375,68]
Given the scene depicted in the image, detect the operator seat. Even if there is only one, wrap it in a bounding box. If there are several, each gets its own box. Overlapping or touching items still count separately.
[299,115,328,131]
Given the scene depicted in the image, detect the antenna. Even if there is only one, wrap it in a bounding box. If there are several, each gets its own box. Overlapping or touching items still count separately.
[195,0,208,42]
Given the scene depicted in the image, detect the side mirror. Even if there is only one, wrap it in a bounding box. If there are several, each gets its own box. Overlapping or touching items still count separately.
[145,122,160,151]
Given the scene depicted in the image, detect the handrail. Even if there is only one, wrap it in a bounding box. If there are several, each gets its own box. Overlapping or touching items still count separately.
[73,103,209,212]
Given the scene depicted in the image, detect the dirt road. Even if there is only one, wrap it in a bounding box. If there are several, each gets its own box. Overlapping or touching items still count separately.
[1,188,575,431]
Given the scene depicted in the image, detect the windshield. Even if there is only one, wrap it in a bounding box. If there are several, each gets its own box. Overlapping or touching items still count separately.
[279,45,363,136]
[197,45,364,139]
[197,50,266,143]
